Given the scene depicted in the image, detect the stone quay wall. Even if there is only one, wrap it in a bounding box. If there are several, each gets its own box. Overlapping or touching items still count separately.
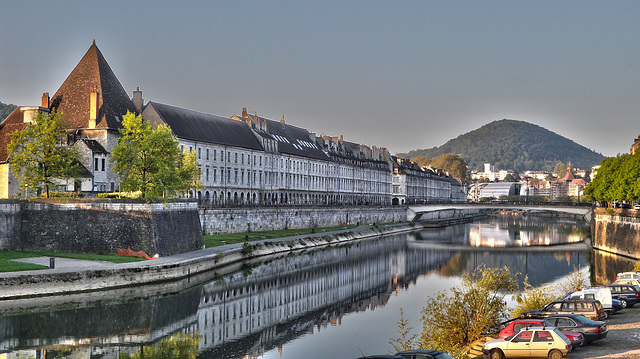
[199,206,407,235]
[0,199,203,256]
[593,208,640,260]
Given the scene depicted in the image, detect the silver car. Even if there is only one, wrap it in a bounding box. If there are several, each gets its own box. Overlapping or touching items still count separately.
[482,327,571,359]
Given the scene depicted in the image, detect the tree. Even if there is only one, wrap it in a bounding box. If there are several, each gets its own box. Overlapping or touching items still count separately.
[111,112,202,199]
[389,308,419,352]
[418,265,518,357]
[553,162,568,179]
[7,110,81,198]
[412,154,470,184]
[119,332,200,359]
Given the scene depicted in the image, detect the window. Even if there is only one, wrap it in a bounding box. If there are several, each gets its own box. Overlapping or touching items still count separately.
[513,331,532,343]
[198,148,201,159]
[206,148,209,160]
[101,158,105,171]
[235,153,238,163]
[533,331,552,342]
[206,167,210,181]
[214,149,217,161]
[94,158,99,171]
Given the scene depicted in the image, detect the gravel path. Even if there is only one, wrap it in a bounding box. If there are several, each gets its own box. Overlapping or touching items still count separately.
[566,305,640,359]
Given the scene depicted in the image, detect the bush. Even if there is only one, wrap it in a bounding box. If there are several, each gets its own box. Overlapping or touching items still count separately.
[418,265,518,357]
[241,242,254,256]
[119,332,200,359]
[97,193,120,198]
[511,276,561,319]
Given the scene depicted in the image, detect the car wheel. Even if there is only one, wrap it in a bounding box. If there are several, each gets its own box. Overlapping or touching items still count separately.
[490,349,504,359]
[548,349,563,359]
[620,299,628,308]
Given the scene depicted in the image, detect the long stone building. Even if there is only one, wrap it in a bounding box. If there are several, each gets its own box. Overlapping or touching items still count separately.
[0,42,465,205]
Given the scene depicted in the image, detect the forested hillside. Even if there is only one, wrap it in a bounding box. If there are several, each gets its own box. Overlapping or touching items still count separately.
[0,101,17,121]
[403,119,605,172]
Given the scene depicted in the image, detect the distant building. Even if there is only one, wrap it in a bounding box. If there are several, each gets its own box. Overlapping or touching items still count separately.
[391,157,466,205]
[478,182,521,199]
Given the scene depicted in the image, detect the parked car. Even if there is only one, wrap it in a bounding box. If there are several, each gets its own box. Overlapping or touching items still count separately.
[519,299,607,321]
[613,279,640,288]
[358,356,404,359]
[564,287,618,315]
[607,283,640,308]
[483,328,571,359]
[395,349,454,359]
[498,319,584,349]
[546,314,608,343]
[616,271,640,281]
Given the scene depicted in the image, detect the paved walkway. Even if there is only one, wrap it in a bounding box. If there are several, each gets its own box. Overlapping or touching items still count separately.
[1,224,375,281]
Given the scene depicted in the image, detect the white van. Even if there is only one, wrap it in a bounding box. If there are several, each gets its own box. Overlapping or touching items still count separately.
[565,287,614,313]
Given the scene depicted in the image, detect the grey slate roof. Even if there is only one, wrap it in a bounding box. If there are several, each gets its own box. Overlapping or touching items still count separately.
[256,117,330,161]
[143,102,264,150]
[81,139,108,153]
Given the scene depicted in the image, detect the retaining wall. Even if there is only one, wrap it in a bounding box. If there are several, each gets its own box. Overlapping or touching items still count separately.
[199,206,406,235]
[0,199,203,256]
[593,208,640,260]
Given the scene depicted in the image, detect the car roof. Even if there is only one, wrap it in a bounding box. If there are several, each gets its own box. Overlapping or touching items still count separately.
[396,350,446,355]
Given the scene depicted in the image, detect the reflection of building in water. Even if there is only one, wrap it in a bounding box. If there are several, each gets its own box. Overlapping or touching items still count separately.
[468,215,588,247]
[0,235,454,359]
[194,235,453,357]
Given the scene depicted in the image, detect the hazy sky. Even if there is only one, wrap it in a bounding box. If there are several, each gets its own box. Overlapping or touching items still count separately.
[2,1,639,158]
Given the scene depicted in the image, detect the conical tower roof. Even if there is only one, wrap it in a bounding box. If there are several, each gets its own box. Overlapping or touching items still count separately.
[50,41,135,129]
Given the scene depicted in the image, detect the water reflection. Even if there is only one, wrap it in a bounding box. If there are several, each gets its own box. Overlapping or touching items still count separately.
[0,215,604,359]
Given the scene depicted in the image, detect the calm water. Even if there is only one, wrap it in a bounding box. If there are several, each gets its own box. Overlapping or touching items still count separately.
[0,215,623,359]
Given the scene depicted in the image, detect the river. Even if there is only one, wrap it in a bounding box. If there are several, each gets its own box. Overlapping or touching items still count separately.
[0,214,629,359]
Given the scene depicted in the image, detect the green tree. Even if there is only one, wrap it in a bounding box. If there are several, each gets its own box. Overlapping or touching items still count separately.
[111,112,202,199]
[553,162,568,178]
[120,332,200,359]
[418,265,518,357]
[413,154,470,184]
[0,101,17,121]
[7,110,81,198]
[584,154,634,204]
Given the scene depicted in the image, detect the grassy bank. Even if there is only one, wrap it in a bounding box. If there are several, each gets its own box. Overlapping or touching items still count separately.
[203,225,356,248]
[0,250,147,273]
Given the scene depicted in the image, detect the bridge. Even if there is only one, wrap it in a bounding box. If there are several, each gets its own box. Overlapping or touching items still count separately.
[407,203,593,223]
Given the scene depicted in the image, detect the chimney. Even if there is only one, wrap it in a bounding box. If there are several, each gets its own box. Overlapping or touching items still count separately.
[41,92,50,108]
[280,115,285,124]
[242,107,248,118]
[89,90,99,128]
[132,87,143,112]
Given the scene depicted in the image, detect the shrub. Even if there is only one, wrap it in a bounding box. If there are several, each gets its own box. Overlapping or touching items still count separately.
[241,242,254,256]
[119,332,200,359]
[419,265,518,357]
[511,276,561,319]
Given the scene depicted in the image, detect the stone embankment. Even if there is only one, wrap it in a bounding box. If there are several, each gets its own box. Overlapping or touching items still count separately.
[0,222,422,301]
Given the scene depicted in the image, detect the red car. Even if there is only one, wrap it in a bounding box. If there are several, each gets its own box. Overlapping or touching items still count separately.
[499,319,585,350]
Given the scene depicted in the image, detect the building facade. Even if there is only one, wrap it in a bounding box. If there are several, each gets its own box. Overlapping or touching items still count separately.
[0,42,465,205]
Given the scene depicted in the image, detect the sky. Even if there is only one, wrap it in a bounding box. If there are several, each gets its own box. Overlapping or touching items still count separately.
[2,1,640,158]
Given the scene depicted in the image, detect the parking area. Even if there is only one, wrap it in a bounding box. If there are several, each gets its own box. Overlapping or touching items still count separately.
[566,305,640,359]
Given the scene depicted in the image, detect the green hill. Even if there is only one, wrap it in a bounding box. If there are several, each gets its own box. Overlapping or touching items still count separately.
[403,119,605,172]
[0,101,17,121]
